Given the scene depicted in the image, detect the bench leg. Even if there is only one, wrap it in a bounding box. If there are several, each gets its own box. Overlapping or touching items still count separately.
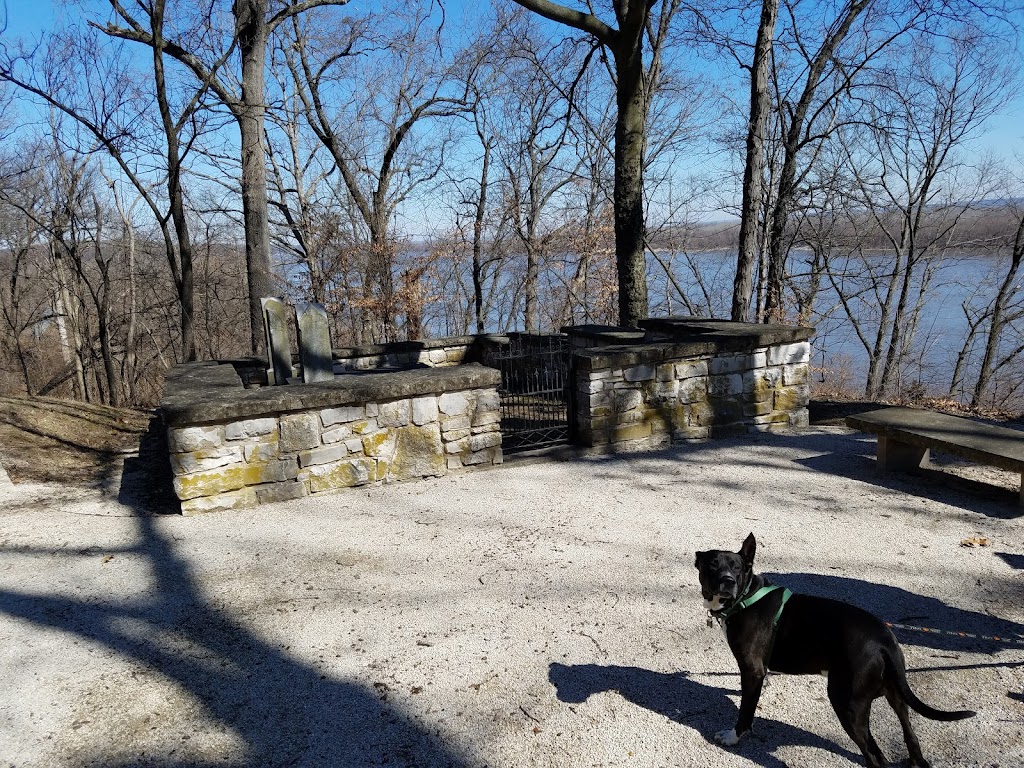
[877,436,929,472]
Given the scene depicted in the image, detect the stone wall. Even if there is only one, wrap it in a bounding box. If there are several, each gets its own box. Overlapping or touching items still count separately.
[162,320,815,513]
[330,337,476,372]
[571,320,812,448]
[162,363,502,514]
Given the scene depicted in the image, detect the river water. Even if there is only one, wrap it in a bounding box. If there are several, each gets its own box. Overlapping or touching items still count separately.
[646,250,1022,406]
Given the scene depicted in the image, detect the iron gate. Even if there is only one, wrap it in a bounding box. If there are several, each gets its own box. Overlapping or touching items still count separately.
[483,334,574,453]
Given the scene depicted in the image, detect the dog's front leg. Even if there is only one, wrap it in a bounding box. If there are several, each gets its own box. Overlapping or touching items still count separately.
[716,663,766,747]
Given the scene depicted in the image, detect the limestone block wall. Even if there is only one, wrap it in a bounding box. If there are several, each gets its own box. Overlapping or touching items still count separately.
[162,363,502,514]
[574,339,811,448]
[331,338,474,372]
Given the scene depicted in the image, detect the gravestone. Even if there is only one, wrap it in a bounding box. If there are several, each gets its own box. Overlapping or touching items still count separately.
[261,297,294,385]
[296,302,334,383]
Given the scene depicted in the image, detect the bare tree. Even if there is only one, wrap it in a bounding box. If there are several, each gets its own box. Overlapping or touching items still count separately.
[950,203,1024,407]
[0,152,51,395]
[279,0,469,342]
[99,0,353,353]
[510,0,683,328]
[828,28,1012,398]
[0,25,206,360]
[496,30,587,332]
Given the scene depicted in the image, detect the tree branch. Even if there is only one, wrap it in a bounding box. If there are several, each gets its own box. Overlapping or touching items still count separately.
[510,0,615,43]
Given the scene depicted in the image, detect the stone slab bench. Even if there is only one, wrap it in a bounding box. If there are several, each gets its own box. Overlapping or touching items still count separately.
[846,406,1024,505]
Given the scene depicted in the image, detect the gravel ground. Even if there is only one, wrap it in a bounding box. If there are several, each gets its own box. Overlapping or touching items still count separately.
[0,426,1022,768]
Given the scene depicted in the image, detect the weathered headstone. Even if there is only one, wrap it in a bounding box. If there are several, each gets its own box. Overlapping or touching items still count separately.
[296,302,334,383]
[261,297,294,386]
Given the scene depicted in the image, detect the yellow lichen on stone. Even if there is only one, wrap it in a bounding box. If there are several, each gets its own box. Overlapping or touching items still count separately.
[612,422,652,442]
[174,460,295,500]
[391,424,446,480]
[774,386,809,412]
[361,430,394,457]
[180,487,258,515]
[685,400,715,427]
[307,458,375,492]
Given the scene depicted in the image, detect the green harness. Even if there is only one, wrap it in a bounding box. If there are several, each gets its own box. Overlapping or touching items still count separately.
[712,583,793,627]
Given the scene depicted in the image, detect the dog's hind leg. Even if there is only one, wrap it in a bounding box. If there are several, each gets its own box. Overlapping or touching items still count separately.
[828,675,888,768]
[884,687,930,768]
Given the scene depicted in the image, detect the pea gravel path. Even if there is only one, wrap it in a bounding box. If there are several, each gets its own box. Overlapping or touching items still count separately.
[1,426,1022,767]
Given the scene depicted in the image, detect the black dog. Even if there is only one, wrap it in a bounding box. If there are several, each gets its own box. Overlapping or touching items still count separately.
[694,533,973,768]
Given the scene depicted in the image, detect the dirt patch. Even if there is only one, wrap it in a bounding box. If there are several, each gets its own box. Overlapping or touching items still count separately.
[0,396,152,486]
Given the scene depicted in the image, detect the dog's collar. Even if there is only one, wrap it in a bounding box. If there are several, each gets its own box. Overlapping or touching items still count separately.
[711,584,793,626]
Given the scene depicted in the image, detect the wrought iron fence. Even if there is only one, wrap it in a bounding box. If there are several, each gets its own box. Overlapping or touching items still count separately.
[483,334,573,453]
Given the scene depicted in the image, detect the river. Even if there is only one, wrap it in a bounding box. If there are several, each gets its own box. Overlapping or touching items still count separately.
[646,250,1022,407]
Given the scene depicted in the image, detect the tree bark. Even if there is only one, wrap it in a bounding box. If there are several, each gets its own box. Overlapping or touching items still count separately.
[613,36,649,328]
[152,0,197,361]
[733,0,779,322]
[472,135,491,333]
[761,0,871,323]
[235,0,275,353]
[101,0,352,354]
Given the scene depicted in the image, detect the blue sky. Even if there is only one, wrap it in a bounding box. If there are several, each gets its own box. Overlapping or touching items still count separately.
[4,0,1023,189]
[3,0,54,38]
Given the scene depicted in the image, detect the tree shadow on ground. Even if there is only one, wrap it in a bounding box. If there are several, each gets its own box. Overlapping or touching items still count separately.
[547,662,862,768]
[784,432,1020,519]
[997,552,1024,570]
[569,429,1021,518]
[0,450,470,767]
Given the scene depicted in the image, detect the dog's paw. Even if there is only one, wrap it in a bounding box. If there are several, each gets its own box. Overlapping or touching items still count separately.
[715,728,742,747]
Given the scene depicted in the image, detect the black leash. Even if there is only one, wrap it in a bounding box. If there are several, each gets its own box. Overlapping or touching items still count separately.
[885,621,1024,647]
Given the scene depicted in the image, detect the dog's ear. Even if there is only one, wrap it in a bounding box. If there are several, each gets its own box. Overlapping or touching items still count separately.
[740,533,756,565]
[694,551,706,569]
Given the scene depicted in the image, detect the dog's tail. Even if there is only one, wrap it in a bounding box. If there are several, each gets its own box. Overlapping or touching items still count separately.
[885,648,975,721]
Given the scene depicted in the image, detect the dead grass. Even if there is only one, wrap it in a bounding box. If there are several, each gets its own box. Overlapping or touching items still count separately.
[0,396,152,486]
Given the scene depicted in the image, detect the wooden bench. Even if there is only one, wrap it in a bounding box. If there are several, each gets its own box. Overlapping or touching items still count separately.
[846,406,1024,506]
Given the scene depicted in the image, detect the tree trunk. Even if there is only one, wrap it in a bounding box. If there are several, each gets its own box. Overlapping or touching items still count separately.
[613,42,648,328]
[236,0,274,354]
[733,0,779,322]
[123,204,138,404]
[92,197,121,407]
[761,0,871,323]
[472,138,491,334]
[52,248,89,401]
[972,217,1024,405]
[153,0,197,362]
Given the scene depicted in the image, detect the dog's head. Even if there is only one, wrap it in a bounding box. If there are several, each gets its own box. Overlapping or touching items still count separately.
[694,533,756,612]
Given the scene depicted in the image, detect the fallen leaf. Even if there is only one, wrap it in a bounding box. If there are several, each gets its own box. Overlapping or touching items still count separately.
[960,536,990,548]
[101,555,114,564]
